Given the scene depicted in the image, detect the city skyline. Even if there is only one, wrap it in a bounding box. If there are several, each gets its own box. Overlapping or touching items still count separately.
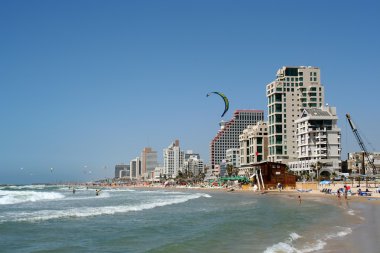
[1,1,380,184]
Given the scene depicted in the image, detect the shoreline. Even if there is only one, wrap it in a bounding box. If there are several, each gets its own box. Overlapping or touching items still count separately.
[125,185,379,253]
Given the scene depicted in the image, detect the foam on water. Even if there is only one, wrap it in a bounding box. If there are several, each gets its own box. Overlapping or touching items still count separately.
[0,190,65,205]
[1,192,208,223]
[263,232,302,253]
[0,185,46,190]
[264,226,352,253]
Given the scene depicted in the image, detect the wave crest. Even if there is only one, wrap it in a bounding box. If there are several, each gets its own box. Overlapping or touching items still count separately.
[0,190,65,205]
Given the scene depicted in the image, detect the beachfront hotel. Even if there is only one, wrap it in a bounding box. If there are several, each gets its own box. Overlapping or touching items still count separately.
[210,110,264,169]
[239,121,269,166]
[266,66,325,164]
[288,106,341,176]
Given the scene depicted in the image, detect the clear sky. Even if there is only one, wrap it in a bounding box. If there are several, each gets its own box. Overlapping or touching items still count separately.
[1,0,379,184]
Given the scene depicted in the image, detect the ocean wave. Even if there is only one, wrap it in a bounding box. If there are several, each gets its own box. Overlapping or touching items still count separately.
[0,190,65,205]
[324,227,352,240]
[263,232,302,253]
[263,226,352,253]
[1,192,208,223]
[0,185,46,190]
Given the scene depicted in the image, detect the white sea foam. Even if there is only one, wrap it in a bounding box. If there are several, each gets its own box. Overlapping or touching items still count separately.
[324,227,352,240]
[1,192,207,223]
[263,232,302,253]
[0,185,46,190]
[300,240,327,253]
[264,227,352,253]
[347,209,355,216]
[0,190,65,205]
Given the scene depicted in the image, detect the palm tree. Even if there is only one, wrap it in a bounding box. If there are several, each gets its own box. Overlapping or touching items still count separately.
[226,164,234,176]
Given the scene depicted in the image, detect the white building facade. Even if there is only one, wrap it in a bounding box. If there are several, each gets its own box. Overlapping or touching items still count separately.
[183,155,204,177]
[225,148,240,168]
[288,106,341,176]
[239,121,268,166]
[130,157,142,179]
[266,66,325,164]
[163,140,184,178]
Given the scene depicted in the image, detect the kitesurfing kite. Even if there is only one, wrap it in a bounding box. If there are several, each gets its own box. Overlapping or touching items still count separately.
[206,92,229,117]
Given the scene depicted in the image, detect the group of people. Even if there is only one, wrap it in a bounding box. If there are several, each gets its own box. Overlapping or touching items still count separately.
[337,185,350,199]
[70,187,101,196]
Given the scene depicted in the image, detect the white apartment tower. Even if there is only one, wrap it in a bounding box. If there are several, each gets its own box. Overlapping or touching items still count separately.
[210,110,264,169]
[266,66,325,163]
[288,106,341,176]
[239,121,268,166]
[130,157,141,179]
[163,140,184,178]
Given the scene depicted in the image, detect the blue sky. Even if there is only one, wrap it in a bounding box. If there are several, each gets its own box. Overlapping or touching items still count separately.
[1,0,379,184]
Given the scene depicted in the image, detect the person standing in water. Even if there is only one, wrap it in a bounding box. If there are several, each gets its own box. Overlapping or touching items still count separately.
[73,188,76,194]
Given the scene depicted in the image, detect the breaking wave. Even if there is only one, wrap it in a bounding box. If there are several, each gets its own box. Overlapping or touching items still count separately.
[0,190,65,205]
[1,193,209,223]
[263,227,352,253]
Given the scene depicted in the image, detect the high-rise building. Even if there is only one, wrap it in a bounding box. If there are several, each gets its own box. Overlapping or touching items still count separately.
[239,121,268,166]
[266,66,325,163]
[288,106,341,176]
[210,110,264,169]
[130,157,141,179]
[141,147,158,179]
[163,140,184,178]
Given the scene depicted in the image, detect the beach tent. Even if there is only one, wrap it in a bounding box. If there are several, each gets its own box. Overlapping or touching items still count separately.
[319,180,331,185]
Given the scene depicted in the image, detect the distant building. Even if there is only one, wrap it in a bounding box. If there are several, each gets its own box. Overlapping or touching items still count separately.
[288,106,341,177]
[239,121,268,166]
[183,155,204,177]
[347,152,380,174]
[163,140,184,178]
[114,164,130,179]
[226,148,240,168]
[210,110,264,169]
[141,147,158,179]
[266,66,325,163]
[130,157,141,179]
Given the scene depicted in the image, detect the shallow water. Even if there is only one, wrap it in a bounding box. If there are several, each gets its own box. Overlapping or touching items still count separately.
[0,185,356,253]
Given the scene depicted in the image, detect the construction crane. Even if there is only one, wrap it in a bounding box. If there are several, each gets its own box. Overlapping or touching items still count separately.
[346,113,377,175]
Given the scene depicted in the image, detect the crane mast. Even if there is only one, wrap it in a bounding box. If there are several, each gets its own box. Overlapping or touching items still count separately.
[346,114,377,175]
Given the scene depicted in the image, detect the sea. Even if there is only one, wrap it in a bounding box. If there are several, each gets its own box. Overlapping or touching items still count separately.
[0,185,357,253]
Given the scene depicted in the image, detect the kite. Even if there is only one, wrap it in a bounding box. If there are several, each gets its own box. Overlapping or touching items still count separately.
[206,92,229,117]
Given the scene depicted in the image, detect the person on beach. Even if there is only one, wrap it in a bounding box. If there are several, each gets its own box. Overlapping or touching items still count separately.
[298,195,301,204]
